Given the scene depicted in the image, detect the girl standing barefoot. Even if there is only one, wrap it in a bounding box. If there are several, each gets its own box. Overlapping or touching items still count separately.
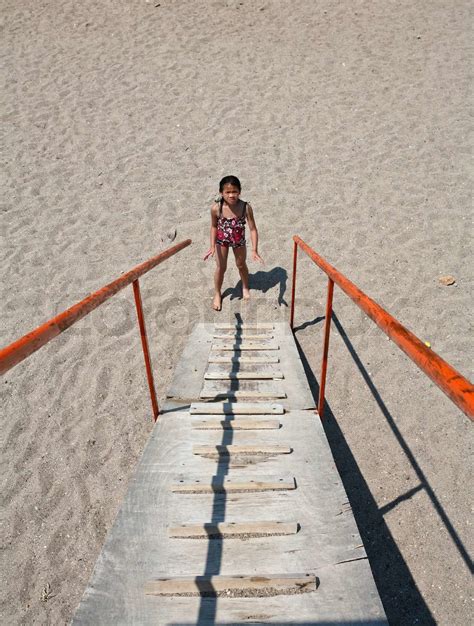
[204,176,263,311]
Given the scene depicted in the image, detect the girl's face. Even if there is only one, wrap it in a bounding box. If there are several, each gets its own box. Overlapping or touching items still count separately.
[221,183,241,206]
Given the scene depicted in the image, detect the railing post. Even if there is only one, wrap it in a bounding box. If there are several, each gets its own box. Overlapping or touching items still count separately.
[318,278,334,418]
[290,239,298,330]
[132,279,159,421]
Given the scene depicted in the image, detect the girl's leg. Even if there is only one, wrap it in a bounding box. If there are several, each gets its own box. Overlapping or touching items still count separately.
[233,246,250,300]
[213,244,228,310]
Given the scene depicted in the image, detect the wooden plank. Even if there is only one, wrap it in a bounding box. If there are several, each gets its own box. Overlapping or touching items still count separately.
[145,573,317,596]
[200,380,285,397]
[213,333,274,340]
[206,362,282,375]
[199,389,287,400]
[190,402,284,414]
[171,474,296,493]
[214,323,275,330]
[192,418,281,430]
[166,324,212,401]
[272,322,317,410]
[169,520,299,538]
[211,341,279,351]
[200,379,286,399]
[204,370,284,380]
[208,353,280,363]
[192,444,292,456]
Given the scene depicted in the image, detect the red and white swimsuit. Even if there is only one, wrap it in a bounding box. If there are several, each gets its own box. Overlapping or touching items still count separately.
[216,202,247,248]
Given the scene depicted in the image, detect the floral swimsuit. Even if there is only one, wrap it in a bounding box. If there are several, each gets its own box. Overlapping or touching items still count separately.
[216,201,247,248]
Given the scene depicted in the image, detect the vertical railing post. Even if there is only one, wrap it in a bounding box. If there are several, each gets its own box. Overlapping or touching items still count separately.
[318,278,334,418]
[290,239,298,330]
[132,279,159,421]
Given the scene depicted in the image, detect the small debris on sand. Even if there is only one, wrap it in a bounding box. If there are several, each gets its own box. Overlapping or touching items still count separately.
[41,583,53,602]
[438,275,456,286]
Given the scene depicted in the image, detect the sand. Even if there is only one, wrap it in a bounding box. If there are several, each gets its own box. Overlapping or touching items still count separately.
[1,0,472,623]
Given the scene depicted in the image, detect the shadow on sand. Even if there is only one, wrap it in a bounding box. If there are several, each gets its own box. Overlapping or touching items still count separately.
[222,266,288,306]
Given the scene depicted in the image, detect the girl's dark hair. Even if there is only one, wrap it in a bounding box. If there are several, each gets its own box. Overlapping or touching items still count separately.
[219,175,241,192]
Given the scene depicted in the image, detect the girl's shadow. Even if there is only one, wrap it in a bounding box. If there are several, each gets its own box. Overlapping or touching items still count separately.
[222,266,288,306]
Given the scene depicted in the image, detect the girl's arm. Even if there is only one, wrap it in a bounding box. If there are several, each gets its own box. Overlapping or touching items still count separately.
[204,203,219,260]
[246,204,264,264]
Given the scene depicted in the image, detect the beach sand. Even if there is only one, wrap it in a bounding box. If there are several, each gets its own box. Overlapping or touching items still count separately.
[1,0,472,623]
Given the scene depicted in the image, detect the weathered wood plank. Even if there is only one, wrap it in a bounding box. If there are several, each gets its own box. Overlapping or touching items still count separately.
[200,379,286,399]
[166,324,212,401]
[191,418,281,430]
[272,323,317,410]
[145,573,317,596]
[213,333,274,340]
[200,388,287,400]
[206,362,283,376]
[190,402,284,414]
[204,370,284,380]
[211,341,279,351]
[168,520,298,538]
[171,474,296,493]
[192,444,292,456]
[208,353,280,363]
[214,323,275,330]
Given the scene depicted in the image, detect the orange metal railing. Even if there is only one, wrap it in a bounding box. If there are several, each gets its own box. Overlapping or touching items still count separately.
[290,235,474,421]
[0,239,192,420]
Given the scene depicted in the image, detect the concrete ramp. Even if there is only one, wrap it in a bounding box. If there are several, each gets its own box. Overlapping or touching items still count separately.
[73,322,387,625]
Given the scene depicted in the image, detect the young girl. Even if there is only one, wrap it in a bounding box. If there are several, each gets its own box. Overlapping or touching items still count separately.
[204,175,263,311]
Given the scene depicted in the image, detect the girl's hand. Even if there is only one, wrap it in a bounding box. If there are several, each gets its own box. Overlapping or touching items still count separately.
[203,247,215,261]
[252,251,264,265]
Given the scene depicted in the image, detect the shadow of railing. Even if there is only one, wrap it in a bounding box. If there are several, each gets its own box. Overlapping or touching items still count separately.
[330,311,473,576]
[293,321,437,625]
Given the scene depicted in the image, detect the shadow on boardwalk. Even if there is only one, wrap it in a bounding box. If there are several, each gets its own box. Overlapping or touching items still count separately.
[196,341,242,624]
[176,616,387,626]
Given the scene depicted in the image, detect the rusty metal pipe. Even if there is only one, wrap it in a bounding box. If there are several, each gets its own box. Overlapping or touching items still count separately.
[318,278,334,419]
[290,240,298,330]
[133,279,159,420]
[0,239,192,375]
[293,235,474,420]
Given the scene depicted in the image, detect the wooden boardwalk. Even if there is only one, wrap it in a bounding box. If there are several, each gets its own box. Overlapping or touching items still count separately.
[73,322,387,625]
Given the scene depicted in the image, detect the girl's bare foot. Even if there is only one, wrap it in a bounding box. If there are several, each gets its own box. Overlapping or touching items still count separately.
[242,287,250,301]
[212,293,222,311]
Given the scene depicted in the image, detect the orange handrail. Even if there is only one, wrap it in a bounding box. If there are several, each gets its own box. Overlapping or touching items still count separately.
[0,239,192,419]
[291,235,474,421]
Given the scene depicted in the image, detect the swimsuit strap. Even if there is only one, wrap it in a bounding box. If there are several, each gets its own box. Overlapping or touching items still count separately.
[218,200,246,220]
